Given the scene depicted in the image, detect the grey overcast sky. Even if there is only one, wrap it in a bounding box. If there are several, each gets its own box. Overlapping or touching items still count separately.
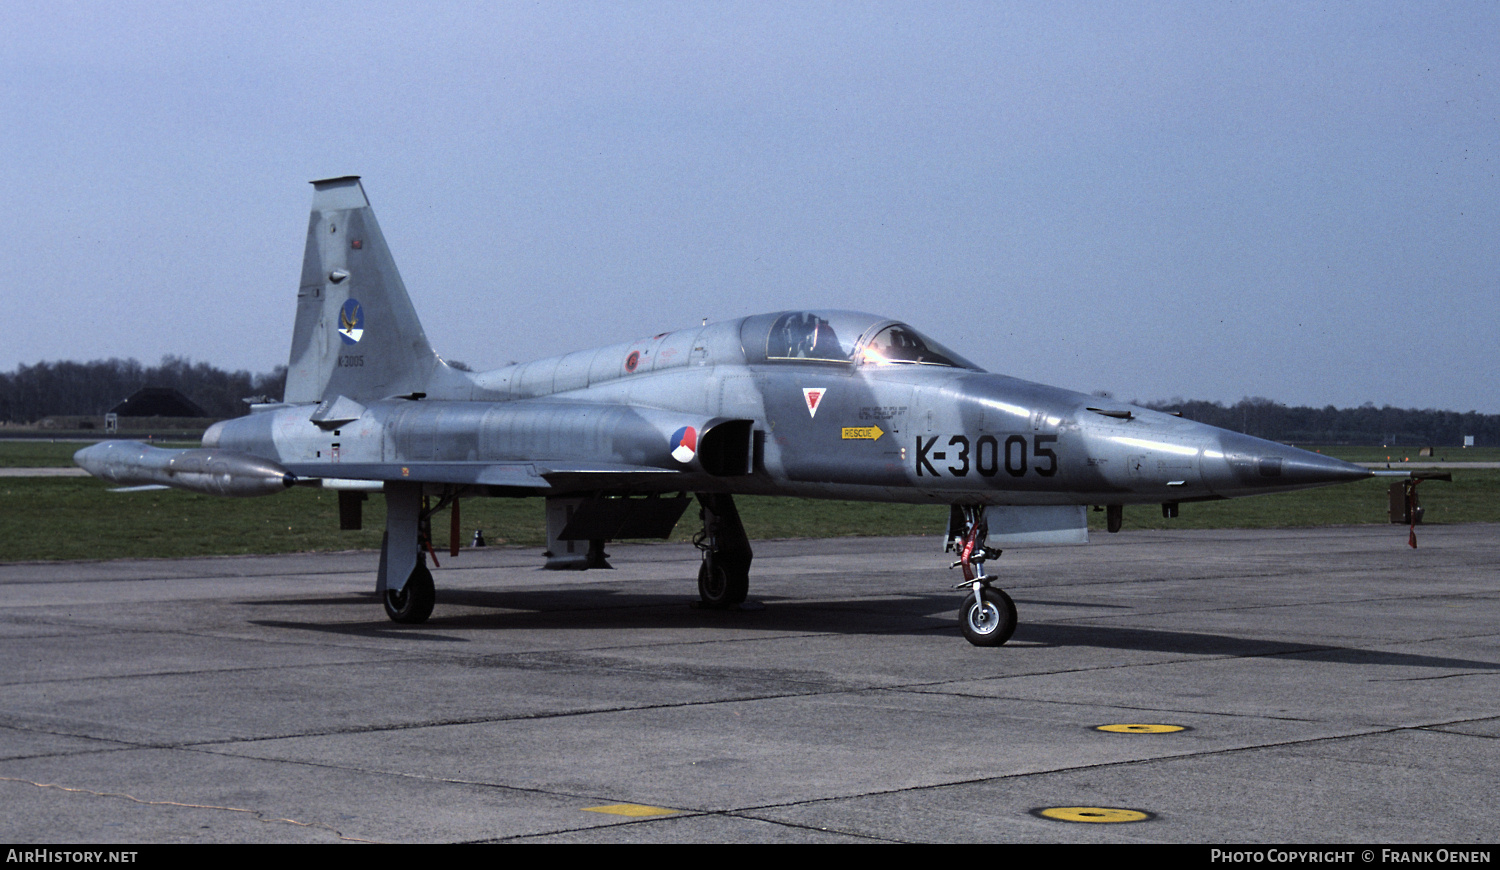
[2,2,1496,411]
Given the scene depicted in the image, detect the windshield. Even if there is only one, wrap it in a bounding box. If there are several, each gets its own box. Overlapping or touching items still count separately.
[858,323,978,369]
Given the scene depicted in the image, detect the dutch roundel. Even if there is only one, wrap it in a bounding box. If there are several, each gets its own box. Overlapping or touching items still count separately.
[670,426,698,464]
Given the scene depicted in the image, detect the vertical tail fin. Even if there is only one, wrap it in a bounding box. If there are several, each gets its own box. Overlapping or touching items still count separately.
[284,177,455,403]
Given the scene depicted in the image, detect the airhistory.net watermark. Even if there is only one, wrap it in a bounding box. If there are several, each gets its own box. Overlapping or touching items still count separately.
[6,852,137,863]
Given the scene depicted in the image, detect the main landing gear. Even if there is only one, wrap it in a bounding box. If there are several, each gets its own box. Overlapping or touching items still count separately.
[948,506,1017,647]
[378,482,455,625]
[694,493,752,609]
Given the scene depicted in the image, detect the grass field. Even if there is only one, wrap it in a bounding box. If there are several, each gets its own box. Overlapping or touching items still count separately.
[1090,471,1499,531]
[0,478,958,562]
[2,440,1493,562]
[1299,444,1500,464]
[3,471,1495,563]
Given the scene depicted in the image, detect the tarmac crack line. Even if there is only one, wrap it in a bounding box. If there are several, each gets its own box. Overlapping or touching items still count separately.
[887,685,1320,722]
[1375,669,1500,682]
[0,774,379,843]
[481,810,902,844]
[126,747,907,845]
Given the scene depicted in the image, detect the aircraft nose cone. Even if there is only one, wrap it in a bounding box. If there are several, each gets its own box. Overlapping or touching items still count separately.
[1209,432,1371,494]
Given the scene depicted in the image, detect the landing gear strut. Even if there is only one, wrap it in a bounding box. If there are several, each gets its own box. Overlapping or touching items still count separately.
[948,506,1017,646]
[694,493,752,608]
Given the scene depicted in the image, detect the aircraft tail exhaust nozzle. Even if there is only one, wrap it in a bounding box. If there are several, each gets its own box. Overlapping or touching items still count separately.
[1205,432,1371,497]
[74,441,297,498]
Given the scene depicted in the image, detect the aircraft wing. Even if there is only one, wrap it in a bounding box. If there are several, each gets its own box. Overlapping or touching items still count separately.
[281,460,683,492]
[276,401,754,492]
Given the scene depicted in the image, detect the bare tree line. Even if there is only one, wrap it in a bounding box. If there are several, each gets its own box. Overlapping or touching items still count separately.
[0,357,286,423]
[1141,397,1499,447]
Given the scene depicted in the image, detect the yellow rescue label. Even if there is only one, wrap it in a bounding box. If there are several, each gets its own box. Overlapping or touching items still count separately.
[1036,806,1152,823]
[841,425,884,441]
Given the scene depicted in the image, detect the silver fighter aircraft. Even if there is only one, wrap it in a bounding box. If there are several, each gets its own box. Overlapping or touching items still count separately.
[76,177,1375,645]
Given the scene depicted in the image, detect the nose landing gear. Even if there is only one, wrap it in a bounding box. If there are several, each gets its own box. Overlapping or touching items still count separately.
[948,506,1017,646]
[694,493,752,609]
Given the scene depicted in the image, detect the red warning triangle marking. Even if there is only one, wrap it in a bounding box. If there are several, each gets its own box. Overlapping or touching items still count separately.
[803,387,825,418]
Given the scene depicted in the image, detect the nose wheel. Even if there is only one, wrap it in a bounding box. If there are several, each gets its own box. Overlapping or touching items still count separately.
[960,586,1016,646]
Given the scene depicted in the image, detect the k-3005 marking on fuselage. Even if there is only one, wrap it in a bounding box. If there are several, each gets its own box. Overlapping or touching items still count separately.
[915,435,1059,478]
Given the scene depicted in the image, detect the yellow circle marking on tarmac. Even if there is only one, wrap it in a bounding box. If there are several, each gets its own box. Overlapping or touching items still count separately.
[1036,806,1152,823]
[1095,723,1186,734]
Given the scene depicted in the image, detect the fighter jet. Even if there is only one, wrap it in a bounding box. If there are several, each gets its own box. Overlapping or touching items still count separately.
[76,177,1374,646]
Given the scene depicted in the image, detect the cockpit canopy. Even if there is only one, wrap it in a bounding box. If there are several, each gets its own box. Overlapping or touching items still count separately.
[740,310,981,370]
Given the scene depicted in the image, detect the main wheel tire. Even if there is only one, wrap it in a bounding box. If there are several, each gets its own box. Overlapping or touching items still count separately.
[384,564,435,624]
[698,558,748,609]
[960,587,1017,647]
